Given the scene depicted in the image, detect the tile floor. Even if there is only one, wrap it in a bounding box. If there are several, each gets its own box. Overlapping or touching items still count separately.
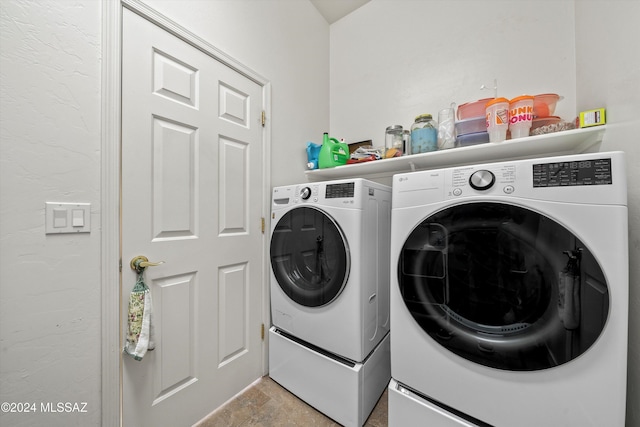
[195,375,388,427]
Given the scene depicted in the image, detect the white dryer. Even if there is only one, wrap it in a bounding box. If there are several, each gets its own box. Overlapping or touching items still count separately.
[388,151,628,426]
[269,178,392,427]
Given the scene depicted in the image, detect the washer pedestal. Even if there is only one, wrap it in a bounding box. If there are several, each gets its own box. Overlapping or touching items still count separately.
[269,327,390,427]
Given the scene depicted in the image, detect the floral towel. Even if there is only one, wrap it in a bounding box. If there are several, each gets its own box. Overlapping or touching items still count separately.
[124,273,155,361]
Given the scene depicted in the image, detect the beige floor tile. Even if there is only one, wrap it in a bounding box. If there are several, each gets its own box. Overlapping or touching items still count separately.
[197,376,387,427]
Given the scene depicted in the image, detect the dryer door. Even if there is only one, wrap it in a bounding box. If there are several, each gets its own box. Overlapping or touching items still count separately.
[398,202,609,371]
[271,206,350,307]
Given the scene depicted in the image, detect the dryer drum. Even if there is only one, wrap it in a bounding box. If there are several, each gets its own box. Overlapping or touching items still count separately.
[398,202,610,371]
[271,206,350,307]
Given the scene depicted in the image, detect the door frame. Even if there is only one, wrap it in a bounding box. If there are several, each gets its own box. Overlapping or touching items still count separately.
[101,1,272,424]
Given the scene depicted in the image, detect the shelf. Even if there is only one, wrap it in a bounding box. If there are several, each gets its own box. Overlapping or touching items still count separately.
[305,126,606,181]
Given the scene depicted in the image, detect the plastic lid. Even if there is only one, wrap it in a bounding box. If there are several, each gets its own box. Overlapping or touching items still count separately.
[386,125,403,131]
[510,95,535,103]
[414,114,433,121]
[485,97,510,107]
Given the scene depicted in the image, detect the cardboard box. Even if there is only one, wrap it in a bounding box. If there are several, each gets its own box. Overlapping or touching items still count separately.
[579,108,606,128]
[348,140,373,155]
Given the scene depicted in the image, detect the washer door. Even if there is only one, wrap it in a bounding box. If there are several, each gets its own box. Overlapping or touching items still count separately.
[271,206,350,307]
[399,202,609,371]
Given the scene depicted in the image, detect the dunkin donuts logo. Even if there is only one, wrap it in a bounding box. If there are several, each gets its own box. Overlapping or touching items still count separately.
[509,105,533,124]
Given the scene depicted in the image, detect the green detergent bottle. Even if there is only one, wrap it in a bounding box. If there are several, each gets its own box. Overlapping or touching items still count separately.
[318,133,349,169]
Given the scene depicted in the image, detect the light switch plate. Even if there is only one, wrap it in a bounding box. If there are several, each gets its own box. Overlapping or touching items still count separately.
[46,202,91,234]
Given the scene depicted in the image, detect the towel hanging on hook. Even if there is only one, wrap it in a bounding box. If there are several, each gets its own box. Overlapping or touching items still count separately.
[124,269,155,361]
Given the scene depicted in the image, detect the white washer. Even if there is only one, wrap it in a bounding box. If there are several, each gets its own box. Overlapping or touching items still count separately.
[389,151,628,426]
[269,178,392,426]
[269,178,391,362]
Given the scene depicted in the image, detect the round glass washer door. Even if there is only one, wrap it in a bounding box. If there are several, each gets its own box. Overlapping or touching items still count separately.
[271,206,350,307]
[398,202,609,371]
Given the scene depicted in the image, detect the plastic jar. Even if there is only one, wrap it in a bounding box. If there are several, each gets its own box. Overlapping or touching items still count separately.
[385,125,404,154]
[410,114,438,153]
[509,95,535,139]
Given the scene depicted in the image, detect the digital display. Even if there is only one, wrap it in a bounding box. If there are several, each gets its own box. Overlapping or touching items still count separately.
[532,158,612,187]
[326,182,355,198]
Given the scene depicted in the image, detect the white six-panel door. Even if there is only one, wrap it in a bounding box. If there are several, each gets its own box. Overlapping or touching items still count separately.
[121,9,265,426]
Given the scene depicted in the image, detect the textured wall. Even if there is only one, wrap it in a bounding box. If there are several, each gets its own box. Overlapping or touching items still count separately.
[329,0,576,147]
[575,3,640,426]
[0,1,102,426]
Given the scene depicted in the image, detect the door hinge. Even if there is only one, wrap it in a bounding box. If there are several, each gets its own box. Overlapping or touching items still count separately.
[261,323,265,340]
[261,217,265,234]
[261,111,266,127]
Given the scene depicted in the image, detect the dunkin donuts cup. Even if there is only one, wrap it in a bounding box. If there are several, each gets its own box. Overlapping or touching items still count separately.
[485,97,509,142]
[509,95,535,139]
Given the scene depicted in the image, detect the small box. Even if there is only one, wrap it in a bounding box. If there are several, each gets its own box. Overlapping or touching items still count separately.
[348,140,373,155]
[579,108,606,128]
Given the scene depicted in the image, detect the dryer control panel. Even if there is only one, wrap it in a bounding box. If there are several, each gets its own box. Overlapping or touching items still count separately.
[392,152,626,210]
[450,164,516,197]
[532,158,612,187]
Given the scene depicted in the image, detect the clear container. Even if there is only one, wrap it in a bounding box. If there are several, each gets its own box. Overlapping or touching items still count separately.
[403,130,411,155]
[437,107,456,150]
[410,114,438,154]
[385,125,404,154]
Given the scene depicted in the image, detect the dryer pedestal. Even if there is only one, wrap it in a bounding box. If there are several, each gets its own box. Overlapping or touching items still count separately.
[269,327,390,427]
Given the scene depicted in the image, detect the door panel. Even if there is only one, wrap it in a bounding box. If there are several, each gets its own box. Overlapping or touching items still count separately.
[219,136,248,234]
[218,263,248,365]
[152,272,197,403]
[122,9,264,427]
[152,117,197,239]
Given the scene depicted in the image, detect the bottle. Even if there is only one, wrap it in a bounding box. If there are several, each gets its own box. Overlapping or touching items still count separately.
[385,125,404,156]
[403,130,411,155]
[410,114,438,154]
[318,132,349,169]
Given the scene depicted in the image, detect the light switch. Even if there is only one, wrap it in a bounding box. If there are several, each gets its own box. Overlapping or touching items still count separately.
[53,208,67,228]
[72,209,85,227]
[46,202,91,234]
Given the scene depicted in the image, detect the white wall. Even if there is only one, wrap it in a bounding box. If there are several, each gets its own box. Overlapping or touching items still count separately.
[0,1,102,426]
[0,1,328,426]
[330,1,640,426]
[330,0,576,147]
[574,2,640,426]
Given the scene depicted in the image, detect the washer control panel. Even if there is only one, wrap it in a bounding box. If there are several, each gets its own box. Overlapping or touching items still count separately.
[451,164,516,196]
[295,185,319,203]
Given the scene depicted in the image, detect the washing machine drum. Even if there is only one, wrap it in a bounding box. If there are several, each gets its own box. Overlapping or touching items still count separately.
[399,202,609,371]
[271,206,350,307]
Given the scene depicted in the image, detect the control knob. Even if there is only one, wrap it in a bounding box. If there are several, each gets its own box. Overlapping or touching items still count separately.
[300,187,312,200]
[469,170,495,190]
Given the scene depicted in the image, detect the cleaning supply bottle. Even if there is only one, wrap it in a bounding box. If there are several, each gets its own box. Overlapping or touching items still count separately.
[318,132,349,169]
[306,142,322,169]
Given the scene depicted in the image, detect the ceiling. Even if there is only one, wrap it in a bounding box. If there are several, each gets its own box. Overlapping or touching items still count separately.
[309,0,371,24]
